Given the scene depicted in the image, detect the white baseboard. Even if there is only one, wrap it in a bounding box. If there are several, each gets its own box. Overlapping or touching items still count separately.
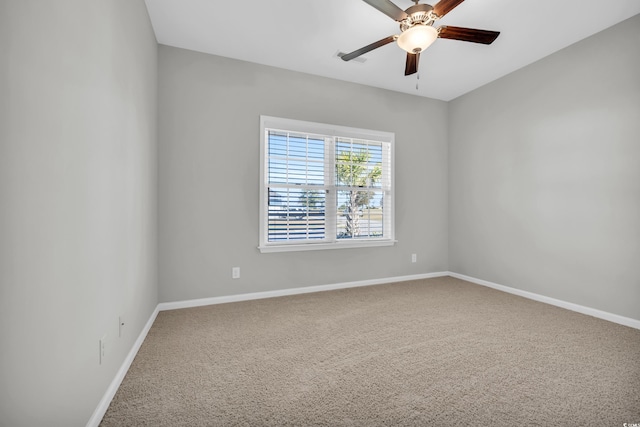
[158,272,640,330]
[86,305,160,427]
[449,272,640,330]
[157,272,450,311]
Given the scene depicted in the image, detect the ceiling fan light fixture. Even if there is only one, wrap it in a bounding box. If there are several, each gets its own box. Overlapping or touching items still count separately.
[396,25,438,54]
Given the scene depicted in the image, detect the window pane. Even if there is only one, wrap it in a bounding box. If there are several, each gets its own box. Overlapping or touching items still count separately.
[369,144,382,163]
[335,139,383,189]
[287,160,307,185]
[307,162,324,185]
[268,159,287,184]
[337,190,383,239]
[307,138,324,161]
[288,135,307,159]
[268,132,287,157]
[268,187,326,242]
[267,132,325,186]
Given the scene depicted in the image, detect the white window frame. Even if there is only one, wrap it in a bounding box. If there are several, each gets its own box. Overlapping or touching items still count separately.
[259,116,396,253]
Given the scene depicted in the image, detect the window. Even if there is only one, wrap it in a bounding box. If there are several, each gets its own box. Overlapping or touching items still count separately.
[259,116,395,253]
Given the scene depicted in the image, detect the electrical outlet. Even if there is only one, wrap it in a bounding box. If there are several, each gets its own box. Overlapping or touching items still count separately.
[232,267,240,279]
[99,335,107,365]
[119,315,124,338]
[411,253,417,263]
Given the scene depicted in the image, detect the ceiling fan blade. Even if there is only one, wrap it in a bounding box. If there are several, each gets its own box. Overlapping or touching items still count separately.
[433,0,466,18]
[341,35,396,61]
[362,0,408,22]
[438,26,500,44]
[404,52,420,76]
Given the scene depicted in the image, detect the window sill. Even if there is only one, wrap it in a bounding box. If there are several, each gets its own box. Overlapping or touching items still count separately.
[258,239,397,253]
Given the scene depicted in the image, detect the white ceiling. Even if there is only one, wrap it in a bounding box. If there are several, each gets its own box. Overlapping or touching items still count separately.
[144,0,640,101]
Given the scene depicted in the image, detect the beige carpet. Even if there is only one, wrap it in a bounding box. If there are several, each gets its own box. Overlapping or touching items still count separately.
[101,277,640,426]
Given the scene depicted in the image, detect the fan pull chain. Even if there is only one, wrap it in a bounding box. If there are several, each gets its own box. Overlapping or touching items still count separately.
[416,73,420,91]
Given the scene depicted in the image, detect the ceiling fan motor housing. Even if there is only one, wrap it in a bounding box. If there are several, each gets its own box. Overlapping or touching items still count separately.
[400,3,436,32]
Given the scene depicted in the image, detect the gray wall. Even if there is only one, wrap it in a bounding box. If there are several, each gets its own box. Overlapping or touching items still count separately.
[0,1,158,426]
[158,46,449,303]
[448,14,640,320]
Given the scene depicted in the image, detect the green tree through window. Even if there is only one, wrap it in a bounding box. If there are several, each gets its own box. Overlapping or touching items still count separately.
[336,150,382,238]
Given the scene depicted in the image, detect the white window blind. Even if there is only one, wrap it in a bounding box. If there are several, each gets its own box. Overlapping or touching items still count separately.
[259,116,395,253]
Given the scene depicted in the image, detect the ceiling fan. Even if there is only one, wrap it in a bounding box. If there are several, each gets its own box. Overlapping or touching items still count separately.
[341,0,500,76]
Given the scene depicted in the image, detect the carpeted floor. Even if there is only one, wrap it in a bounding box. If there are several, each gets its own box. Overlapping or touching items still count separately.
[101,276,640,426]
